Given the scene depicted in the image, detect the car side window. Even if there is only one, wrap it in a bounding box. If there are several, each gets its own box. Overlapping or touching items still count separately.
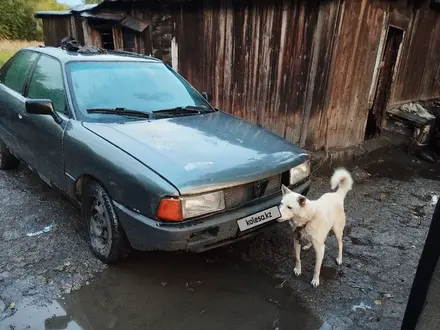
[27,55,67,116]
[2,51,38,94]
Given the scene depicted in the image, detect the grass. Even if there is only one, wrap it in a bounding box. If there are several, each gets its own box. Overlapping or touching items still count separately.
[0,39,41,66]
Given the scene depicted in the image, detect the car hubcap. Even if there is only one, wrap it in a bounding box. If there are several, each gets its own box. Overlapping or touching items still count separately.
[89,197,111,255]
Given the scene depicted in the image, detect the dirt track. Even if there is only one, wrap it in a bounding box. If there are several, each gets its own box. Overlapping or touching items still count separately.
[0,147,438,329]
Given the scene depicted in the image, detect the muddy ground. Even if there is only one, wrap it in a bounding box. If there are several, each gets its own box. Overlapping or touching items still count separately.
[0,147,438,330]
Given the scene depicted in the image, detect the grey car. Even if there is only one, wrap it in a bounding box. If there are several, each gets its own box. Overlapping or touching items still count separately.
[0,46,311,262]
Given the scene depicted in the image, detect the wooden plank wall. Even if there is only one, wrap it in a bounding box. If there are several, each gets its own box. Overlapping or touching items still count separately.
[176,0,389,150]
[42,17,72,46]
[176,0,319,147]
[310,0,387,149]
[175,0,440,150]
[391,2,440,104]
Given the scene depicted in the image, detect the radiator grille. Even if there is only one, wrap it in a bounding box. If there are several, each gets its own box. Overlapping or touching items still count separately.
[224,175,281,209]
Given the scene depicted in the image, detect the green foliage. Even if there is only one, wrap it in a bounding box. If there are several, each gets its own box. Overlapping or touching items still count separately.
[83,0,102,4]
[0,0,67,41]
[0,51,13,67]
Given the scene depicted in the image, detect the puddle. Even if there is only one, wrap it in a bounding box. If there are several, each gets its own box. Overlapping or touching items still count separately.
[0,299,82,330]
[0,251,327,330]
[320,266,342,281]
[362,147,440,181]
[419,167,440,181]
[364,161,414,181]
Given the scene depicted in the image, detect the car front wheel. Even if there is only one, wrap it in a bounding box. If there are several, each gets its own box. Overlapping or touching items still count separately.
[82,181,131,263]
[0,141,19,170]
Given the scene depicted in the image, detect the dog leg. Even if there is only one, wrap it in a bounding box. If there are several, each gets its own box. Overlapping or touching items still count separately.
[311,243,325,287]
[294,238,301,276]
[334,227,343,265]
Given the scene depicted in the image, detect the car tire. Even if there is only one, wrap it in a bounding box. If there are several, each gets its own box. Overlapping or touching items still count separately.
[0,141,19,170]
[82,181,131,263]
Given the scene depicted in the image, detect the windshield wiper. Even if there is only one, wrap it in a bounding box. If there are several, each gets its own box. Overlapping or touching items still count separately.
[152,106,212,115]
[86,107,151,119]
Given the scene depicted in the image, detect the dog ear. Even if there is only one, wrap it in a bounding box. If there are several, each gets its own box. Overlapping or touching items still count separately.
[297,195,306,207]
[281,185,291,196]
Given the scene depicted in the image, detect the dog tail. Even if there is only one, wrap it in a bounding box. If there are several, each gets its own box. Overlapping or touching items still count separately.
[331,168,353,196]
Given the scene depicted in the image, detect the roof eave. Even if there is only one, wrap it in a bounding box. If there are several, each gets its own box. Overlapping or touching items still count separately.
[34,11,72,18]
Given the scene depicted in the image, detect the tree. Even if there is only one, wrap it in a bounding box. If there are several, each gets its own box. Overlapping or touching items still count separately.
[37,0,66,11]
[83,0,102,4]
[0,0,68,41]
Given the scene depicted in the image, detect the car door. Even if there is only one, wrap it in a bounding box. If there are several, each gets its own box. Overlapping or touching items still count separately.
[0,51,39,160]
[20,54,69,191]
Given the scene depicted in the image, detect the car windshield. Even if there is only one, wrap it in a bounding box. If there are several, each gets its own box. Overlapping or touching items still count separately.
[67,61,211,121]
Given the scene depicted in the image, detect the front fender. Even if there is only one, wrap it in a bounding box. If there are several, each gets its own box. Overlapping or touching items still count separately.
[63,121,179,218]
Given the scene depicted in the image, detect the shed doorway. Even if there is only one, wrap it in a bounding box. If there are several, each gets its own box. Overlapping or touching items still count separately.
[365,26,404,140]
[88,20,115,50]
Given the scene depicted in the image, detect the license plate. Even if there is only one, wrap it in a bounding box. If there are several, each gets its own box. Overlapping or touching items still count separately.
[237,206,281,232]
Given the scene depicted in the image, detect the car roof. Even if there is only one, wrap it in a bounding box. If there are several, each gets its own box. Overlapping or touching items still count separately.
[23,46,163,65]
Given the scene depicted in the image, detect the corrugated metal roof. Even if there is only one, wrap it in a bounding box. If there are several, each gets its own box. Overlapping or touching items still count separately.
[70,4,100,13]
[80,11,126,21]
[35,0,190,18]
[36,1,150,32]
[35,3,99,18]
[34,10,71,17]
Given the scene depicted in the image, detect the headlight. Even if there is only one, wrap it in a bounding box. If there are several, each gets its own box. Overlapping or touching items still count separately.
[181,191,225,218]
[157,191,225,221]
[289,160,310,185]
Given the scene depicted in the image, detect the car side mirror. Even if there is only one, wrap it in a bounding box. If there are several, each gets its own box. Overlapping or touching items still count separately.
[202,92,210,102]
[26,99,62,124]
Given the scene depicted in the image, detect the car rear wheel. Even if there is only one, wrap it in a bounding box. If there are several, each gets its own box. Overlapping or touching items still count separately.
[0,141,19,170]
[82,181,131,263]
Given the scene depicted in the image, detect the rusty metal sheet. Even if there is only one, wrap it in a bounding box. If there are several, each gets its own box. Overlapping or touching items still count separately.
[389,8,410,29]
[119,15,149,32]
[80,9,149,33]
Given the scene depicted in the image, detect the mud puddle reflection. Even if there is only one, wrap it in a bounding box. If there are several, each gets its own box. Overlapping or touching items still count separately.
[1,250,326,330]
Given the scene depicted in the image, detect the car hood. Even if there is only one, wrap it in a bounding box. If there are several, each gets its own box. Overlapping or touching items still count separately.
[82,111,308,194]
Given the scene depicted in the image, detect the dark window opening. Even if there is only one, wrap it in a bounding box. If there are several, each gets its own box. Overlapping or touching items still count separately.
[99,28,115,50]
[122,28,136,52]
[366,26,404,140]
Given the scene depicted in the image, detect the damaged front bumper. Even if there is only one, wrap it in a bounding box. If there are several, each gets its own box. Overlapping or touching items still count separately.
[114,180,311,252]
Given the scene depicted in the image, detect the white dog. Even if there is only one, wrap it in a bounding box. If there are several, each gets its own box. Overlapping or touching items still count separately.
[278,168,353,287]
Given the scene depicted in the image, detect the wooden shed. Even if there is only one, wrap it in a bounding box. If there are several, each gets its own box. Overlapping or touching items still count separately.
[35,0,440,151]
